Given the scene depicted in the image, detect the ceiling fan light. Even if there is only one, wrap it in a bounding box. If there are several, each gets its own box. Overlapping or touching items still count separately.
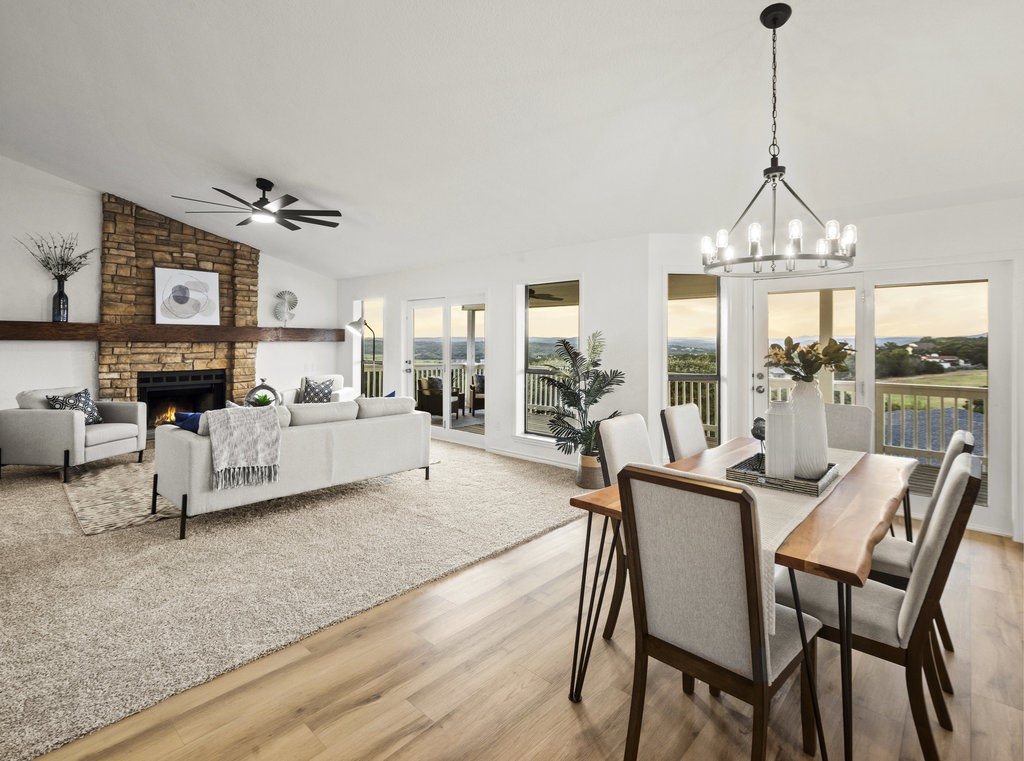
[252,210,275,224]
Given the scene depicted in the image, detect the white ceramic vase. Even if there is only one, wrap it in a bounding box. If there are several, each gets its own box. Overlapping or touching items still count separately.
[790,379,829,480]
[765,400,796,479]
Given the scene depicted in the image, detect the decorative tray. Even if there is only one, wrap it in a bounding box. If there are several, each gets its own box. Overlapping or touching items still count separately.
[725,454,840,497]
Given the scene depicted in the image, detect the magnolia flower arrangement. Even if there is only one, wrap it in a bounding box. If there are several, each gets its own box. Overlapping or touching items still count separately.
[764,336,854,383]
[17,233,95,280]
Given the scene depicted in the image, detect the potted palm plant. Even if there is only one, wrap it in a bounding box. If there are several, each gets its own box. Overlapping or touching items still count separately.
[539,331,626,487]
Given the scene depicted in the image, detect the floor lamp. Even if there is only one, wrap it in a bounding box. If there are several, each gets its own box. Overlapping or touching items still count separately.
[344,318,377,396]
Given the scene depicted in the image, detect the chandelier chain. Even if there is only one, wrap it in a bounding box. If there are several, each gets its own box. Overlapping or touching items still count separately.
[769,28,779,158]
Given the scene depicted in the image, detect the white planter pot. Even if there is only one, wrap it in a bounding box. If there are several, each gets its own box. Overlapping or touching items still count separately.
[765,400,796,479]
[791,379,829,480]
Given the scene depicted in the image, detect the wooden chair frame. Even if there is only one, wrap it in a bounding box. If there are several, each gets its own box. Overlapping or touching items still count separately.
[618,465,822,761]
[814,467,981,761]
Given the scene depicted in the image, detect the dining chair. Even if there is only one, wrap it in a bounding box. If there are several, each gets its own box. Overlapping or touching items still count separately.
[870,430,974,657]
[824,402,913,543]
[775,453,982,761]
[618,464,824,761]
[823,403,873,452]
[660,403,707,462]
[594,414,655,642]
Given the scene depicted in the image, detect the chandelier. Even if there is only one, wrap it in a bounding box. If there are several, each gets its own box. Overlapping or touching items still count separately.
[701,4,856,277]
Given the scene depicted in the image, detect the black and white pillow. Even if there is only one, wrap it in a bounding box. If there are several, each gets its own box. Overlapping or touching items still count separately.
[46,388,103,424]
[301,378,333,404]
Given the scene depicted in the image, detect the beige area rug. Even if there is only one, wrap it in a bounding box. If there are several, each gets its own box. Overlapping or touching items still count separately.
[63,460,179,534]
[0,441,581,761]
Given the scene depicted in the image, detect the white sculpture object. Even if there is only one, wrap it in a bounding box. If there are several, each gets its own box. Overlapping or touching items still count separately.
[274,290,298,326]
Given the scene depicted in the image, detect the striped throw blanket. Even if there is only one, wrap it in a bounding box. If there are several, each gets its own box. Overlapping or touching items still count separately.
[206,406,281,490]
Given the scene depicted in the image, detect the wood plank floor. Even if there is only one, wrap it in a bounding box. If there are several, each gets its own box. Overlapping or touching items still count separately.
[39,518,1022,761]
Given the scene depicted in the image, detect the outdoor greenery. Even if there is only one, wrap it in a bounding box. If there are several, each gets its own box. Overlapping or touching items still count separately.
[668,352,717,375]
[539,331,625,456]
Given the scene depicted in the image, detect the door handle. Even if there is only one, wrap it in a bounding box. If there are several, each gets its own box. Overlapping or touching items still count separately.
[755,385,765,393]
[404,368,412,374]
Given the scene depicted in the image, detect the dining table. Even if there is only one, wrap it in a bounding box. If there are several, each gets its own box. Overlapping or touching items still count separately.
[566,436,917,761]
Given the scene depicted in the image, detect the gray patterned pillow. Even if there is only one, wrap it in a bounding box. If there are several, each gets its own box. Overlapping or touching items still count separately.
[300,378,333,404]
[46,388,103,424]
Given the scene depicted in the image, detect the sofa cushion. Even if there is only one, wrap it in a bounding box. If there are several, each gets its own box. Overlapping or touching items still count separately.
[17,386,86,410]
[356,396,416,419]
[288,401,358,426]
[197,405,290,435]
[84,422,139,447]
[47,388,103,424]
[301,378,334,404]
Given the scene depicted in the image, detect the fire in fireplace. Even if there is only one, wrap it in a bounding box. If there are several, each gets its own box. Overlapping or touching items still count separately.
[137,370,227,430]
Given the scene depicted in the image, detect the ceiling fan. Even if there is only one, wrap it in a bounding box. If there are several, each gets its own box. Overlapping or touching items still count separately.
[528,288,563,302]
[172,177,341,231]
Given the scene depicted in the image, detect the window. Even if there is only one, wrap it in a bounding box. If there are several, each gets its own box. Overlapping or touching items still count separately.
[666,274,720,445]
[524,280,580,436]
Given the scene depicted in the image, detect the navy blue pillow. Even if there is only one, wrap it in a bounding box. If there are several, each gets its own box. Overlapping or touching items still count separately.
[173,411,203,433]
[385,390,396,398]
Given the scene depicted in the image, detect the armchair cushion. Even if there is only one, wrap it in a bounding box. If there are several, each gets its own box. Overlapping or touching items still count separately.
[84,423,139,447]
[47,388,103,424]
[17,386,86,410]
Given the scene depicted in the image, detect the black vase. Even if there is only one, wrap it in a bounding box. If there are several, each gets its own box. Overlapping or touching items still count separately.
[52,277,68,322]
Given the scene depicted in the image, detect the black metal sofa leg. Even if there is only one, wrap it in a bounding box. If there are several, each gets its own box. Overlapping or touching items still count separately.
[178,494,188,540]
[63,450,70,483]
[138,449,144,463]
[151,474,158,515]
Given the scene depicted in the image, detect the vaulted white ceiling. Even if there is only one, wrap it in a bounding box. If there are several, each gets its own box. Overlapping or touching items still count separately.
[2,1,1022,278]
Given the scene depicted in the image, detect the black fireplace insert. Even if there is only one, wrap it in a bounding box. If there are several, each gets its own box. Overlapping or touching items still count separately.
[137,370,226,429]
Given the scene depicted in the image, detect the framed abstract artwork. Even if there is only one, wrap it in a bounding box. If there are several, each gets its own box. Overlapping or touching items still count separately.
[154,267,220,325]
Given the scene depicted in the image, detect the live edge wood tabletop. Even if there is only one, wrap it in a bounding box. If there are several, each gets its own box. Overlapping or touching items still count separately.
[569,436,918,588]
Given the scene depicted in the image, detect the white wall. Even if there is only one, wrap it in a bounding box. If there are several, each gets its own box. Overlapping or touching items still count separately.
[0,154,101,408]
[337,234,654,467]
[255,252,341,393]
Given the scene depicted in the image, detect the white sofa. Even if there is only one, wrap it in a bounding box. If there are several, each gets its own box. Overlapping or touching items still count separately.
[0,387,146,482]
[154,397,430,538]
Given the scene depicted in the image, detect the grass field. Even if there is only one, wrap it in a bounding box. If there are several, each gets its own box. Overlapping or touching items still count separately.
[879,368,988,388]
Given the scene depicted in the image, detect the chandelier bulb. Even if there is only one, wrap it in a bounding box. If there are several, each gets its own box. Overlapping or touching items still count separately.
[716,229,729,250]
[825,219,840,240]
[788,219,802,240]
[841,224,857,256]
[700,235,715,256]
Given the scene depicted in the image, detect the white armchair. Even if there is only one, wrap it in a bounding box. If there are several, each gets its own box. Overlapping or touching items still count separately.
[0,387,146,482]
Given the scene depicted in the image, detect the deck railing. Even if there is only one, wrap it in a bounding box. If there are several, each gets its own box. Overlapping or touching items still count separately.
[667,374,719,444]
[359,361,485,398]
[875,382,987,466]
[768,377,856,405]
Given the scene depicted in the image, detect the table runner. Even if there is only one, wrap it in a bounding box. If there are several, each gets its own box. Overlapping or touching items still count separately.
[679,447,866,634]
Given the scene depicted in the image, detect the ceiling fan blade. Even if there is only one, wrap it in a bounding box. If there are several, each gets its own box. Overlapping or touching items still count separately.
[184,210,250,214]
[276,218,301,231]
[278,209,342,217]
[236,216,254,226]
[265,194,298,213]
[285,216,340,228]
[172,194,249,210]
[213,187,257,209]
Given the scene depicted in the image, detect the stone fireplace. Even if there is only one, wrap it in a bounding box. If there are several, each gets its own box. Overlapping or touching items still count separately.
[97,194,260,405]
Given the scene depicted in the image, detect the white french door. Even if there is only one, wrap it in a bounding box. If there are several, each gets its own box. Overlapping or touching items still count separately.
[405,296,486,445]
[752,264,1013,537]
[752,273,869,415]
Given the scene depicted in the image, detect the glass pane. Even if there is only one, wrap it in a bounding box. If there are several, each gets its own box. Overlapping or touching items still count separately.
[766,288,857,404]
[412,304,445,428]
[360,298,384,397]
[526,281,580,436]
[874,281,988,469]
[451,304,484,435]
[666,274,719,446]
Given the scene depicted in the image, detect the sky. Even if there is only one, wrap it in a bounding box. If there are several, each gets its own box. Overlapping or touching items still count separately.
[410,303,488,340]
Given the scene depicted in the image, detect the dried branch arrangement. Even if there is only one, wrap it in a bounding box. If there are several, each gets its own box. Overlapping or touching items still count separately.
[16,233,96,279]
